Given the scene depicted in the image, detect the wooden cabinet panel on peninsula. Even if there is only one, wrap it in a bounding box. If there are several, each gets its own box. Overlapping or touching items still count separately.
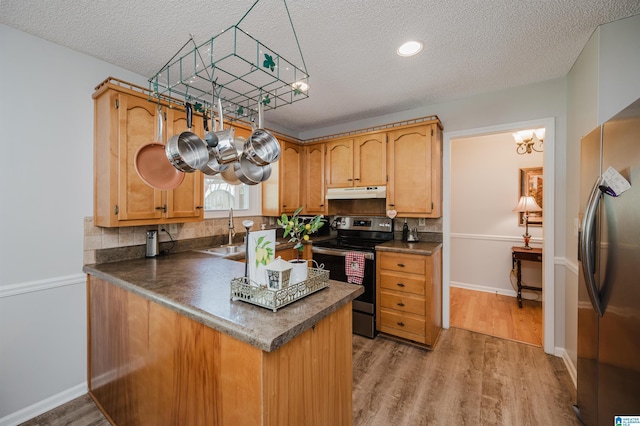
[376,249,442,348]
[262,139,302,216]
[303,143,327,215]
[387,123,442,218]
[93,81,204,227]
[326,132,386,188]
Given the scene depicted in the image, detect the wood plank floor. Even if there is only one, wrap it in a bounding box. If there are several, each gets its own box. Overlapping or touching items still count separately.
[20,328,577,426]
[450,286,543,347]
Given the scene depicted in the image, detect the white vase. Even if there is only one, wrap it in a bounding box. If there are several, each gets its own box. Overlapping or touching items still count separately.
[288,259,308,284]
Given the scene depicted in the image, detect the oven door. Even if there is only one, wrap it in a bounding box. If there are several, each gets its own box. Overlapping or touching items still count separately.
[312,247,377,338]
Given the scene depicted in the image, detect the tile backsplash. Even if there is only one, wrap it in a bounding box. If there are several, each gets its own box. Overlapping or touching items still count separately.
[83,215,443,265]
[83,216,269,265]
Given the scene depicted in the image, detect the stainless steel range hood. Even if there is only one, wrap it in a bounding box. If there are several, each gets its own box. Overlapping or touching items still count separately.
[326,186,387,200]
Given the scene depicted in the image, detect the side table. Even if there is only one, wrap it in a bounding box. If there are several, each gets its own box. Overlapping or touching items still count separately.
[511,246,542,308]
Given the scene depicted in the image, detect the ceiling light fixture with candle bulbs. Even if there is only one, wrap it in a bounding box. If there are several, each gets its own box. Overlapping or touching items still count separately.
[513,128,545,154]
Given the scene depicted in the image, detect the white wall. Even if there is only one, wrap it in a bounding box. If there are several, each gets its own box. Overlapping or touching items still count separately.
[564,27,600,374]
[450,133,543,296]
[0,24,148,423]
[598,14,640,123]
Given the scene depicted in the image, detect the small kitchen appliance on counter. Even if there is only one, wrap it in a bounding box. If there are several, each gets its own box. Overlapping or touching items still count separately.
[311,216,394,338]
[146,230,159,257]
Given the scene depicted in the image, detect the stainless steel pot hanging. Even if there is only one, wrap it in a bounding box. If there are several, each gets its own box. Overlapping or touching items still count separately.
[165,103,209,173]
[244,101,280,166]
[199,107,229,176]
[213,98,238,165]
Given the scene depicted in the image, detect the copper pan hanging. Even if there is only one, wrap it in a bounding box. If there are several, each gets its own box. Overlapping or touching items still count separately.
[134,107,185,190]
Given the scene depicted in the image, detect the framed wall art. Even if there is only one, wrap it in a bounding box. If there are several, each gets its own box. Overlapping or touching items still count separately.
[519,167,543,226]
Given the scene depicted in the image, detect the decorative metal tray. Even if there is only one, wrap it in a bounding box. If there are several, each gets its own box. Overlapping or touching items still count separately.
[231,268,329,312]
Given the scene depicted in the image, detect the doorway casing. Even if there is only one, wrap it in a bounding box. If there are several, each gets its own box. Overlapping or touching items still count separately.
[442,117,555,354]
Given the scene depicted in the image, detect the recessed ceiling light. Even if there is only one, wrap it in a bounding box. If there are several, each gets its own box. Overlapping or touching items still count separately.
[397,40,423,57]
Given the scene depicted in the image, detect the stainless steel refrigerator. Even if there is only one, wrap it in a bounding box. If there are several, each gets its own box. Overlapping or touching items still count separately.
[575,98,640,425]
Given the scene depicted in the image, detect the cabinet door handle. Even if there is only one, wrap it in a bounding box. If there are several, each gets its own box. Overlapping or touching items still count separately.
[388,204,395,207]
[354,178,360,181]
[156,204,167,213]
[397,302,405,307]
[196,206,203,209]
[397,322,405,327]
[397,263,405,267]
[397,283,405,288]
[347,178,353,181]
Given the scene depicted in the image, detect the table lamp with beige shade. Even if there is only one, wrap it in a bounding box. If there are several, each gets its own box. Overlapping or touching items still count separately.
[513,195,542,249]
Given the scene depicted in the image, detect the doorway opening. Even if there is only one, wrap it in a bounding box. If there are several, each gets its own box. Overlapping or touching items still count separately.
[442,118,555,354]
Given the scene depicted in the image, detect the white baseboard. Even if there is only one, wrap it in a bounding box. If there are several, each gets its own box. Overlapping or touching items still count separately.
[0,382,87,426]
[555,347,577,389]
[451,281,517,298]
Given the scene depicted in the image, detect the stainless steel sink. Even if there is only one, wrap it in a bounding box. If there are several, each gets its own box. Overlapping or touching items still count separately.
[195,241,281,258]
[197,244,246,257]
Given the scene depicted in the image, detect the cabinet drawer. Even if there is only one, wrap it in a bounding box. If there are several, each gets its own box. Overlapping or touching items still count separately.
[379,271,425,295]
[380,291,424,316]
[379,252,425,274]
[380,308,425,336]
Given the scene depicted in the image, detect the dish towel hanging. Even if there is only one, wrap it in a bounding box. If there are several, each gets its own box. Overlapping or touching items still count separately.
[345,252,365,284]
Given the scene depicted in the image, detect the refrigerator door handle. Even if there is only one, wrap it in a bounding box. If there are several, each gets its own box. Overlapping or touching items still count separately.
[580,176,605,317]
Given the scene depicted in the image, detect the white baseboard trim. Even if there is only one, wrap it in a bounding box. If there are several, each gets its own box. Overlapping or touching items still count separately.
[555,347,577,389]
[0,274,85,298]
[0,382,87,426]
[451,281,517,298]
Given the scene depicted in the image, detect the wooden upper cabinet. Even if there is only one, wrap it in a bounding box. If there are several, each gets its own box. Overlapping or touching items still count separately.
[354,132,387,186]
[387,124,442,218]
[281,141,302,214]
[165,109,204,220]
[115,93,164,222]
[93,81,204,227]
[326,133,386,188]
[262,139,303,216]
[326,138,354,188]
[304,143,327,215]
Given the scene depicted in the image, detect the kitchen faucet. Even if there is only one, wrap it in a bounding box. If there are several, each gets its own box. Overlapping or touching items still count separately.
[227,207,236,245]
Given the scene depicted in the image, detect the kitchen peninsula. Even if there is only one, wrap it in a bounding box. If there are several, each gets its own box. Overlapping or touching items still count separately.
[83,252,363,425]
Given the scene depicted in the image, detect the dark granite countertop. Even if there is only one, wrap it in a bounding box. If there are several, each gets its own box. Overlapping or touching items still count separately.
[83,251,362,352]
[375,240,443,255]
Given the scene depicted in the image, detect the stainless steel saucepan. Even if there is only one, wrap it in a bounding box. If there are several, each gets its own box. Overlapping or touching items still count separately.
[213,98,238,165]
[233,152,272,185]
[219,136,246,184]
[244,101,280,165]
[199,107,228,176]
[165,103,209,172]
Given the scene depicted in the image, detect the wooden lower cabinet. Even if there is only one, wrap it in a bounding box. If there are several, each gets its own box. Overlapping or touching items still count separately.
[375,249,442,348]
[87,276,353,426]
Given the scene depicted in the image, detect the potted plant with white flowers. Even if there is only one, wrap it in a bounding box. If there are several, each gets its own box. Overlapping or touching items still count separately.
[277,207,325,283]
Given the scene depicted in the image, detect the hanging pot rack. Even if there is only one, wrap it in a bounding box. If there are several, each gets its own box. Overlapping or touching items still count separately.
[147,0,309,122]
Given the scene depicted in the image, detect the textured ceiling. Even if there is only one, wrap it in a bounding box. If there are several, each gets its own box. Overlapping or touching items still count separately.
[2,1,639,134]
